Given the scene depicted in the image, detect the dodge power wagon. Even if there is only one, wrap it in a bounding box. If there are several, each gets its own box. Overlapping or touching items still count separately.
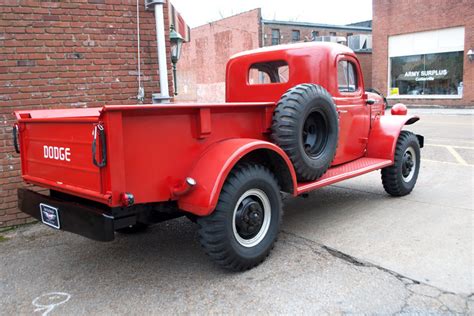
[13,42,423,271]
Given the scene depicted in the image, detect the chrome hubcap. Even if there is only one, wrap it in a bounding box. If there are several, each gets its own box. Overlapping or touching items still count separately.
[232,189,271,248]
[402,147,416,182]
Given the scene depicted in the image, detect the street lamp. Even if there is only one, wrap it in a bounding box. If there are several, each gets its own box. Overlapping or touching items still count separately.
[169,24,184,95]
[467,49,474,62]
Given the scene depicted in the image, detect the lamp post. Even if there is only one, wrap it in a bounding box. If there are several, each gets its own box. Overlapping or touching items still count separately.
[169,25,184,95]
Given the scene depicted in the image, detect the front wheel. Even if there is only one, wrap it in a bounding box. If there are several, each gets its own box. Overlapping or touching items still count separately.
[381,131,421,196]
[197,164,282,271]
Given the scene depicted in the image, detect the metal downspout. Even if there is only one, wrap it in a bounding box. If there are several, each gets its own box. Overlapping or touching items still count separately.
[145,0,170,103]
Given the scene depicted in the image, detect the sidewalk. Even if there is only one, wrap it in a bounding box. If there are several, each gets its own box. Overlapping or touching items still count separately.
[390,107,474,116]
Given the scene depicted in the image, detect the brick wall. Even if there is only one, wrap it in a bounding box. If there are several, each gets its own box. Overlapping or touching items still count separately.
[175,9,261,103]
[356,52,372,89]
[0,0,173,227]
[372,0,473,106]
[262,22,371,46]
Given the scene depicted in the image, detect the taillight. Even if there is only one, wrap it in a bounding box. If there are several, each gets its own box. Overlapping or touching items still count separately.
[120,192,135,207]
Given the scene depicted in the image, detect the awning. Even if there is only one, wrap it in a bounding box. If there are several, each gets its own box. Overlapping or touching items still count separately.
[169,2,190,42]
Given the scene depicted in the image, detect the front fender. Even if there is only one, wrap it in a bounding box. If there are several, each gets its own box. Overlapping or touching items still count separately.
[178,138,296,216]
[367,115,420,160]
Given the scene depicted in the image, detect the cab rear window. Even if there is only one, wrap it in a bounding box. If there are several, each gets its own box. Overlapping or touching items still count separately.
[248,61,289,85]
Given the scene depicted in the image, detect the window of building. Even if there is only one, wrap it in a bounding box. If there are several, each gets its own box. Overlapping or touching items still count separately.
[292,30,300,42]
[338,60,358,92]
[388,27,465,98]
[329,32,337,36]
[347,32,353,37]
[311,31,319,40]
[390,52,464,96]
[271,29,280,45]
[248,60,289,85]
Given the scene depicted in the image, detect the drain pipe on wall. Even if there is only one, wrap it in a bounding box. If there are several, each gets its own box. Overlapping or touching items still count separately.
[145,0,170,103]
[136,0,144,103]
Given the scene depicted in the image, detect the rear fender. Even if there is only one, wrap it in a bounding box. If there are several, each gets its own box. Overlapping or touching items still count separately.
[367,115,420,160]
[178,138,296,216]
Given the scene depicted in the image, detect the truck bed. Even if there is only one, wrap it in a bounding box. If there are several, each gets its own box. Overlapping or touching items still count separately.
[15,103,275,206]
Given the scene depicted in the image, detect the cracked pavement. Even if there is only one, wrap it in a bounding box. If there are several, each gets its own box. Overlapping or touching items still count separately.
[0,222,471,315]
[0,112,473,314]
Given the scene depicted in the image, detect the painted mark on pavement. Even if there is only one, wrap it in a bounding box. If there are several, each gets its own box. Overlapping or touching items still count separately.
[32,292,71,316]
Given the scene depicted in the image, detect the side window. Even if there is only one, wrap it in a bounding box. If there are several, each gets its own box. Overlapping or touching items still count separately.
[271,29,280,45]
[292,30,300,42]
[248,61,289,85]
[338,60,358,93]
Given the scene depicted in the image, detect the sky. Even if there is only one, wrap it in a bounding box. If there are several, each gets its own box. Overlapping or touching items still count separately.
[170,0,373,28]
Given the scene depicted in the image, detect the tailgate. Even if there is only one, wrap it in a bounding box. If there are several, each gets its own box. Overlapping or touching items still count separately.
[14,108,110,204]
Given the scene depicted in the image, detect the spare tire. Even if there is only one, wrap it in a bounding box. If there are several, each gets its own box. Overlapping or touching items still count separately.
[271,84,339,182]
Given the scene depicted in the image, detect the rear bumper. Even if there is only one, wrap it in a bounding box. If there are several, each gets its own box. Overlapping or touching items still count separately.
[18,188,118,242]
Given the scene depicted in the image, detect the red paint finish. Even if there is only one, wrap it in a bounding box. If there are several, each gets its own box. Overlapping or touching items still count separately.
[17,119,103,199]
[297,158,393,194]
[14,43,420,217]
[226,42,379,166]
[367,115,420,160]
[16,103,276,209]
[391,103,408,116]
[178,138,297,216]
[332,54,370,164]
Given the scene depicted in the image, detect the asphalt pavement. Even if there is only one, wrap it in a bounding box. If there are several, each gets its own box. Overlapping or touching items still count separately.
[0,110,473,315]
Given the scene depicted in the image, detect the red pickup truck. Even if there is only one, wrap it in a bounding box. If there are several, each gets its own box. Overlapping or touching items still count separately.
[13,42,423,271]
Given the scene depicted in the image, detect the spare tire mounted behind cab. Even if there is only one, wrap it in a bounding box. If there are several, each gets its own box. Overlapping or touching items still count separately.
[271,83,339,182]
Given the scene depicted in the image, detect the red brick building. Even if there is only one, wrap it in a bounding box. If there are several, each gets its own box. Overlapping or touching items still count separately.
[372,0,473,106]
[262,20,371,46]
[0,0,187,227]
[356,51,373,90]
[177,9,261,102]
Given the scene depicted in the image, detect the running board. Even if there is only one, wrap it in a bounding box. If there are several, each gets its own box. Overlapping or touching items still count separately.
[296,158,393,194]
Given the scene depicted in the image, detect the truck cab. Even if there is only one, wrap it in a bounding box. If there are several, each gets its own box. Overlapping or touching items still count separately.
[226,42,385,165]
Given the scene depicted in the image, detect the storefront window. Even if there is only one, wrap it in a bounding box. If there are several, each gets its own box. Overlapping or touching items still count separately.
[390,51,464,97]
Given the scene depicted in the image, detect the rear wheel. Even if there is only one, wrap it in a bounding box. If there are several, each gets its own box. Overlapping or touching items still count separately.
[381,131,421,196]
[197,164,282,271]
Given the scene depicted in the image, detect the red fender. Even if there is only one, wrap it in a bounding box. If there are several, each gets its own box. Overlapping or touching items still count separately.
[178,138,297,216]
[367,115,420,160]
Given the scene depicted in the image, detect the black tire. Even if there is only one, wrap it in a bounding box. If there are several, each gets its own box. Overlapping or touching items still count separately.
[381,131,421,196]
[197,164,282,271]
[115,222,148,234]
[271,83,339,181]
